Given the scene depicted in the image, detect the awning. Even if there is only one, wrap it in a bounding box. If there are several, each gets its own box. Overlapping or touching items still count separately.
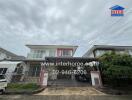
[0,61,22,71]
[0,61,22,65]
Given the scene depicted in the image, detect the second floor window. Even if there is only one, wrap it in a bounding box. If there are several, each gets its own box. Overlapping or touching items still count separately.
[57,49,73,57]
[63,50,71,56]
[31,50,45,59]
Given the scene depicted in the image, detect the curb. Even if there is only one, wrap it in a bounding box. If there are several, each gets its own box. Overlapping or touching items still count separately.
[4,87,45,95]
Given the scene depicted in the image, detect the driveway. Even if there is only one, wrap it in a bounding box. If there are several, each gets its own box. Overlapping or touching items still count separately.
[36,86,105,95]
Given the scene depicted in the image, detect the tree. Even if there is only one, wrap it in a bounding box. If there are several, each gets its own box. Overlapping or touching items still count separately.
[99,52,132,86]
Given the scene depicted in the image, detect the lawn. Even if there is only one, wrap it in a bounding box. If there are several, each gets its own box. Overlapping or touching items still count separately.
[6,83,41,92]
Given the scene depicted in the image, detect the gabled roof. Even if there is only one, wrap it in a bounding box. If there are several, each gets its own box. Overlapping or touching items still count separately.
[0,47,17,57]
[83,45,132,57]
[110,5,125,10]
[0,47,25,60]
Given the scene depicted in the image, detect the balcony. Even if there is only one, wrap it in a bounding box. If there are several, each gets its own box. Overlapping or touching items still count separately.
[27,53,45,60]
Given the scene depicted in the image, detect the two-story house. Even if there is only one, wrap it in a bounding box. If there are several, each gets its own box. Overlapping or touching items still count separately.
[25,45,78,82]
[83,45,132,58]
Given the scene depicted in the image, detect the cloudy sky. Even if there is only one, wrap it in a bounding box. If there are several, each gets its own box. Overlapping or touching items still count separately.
[0,0,132,57]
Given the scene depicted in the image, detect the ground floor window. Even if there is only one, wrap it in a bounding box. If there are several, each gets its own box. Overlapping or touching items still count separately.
[14,66,23,74]
[29,64,41,77]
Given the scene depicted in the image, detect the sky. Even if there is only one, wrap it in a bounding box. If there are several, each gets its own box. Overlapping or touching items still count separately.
[0,0,132,57]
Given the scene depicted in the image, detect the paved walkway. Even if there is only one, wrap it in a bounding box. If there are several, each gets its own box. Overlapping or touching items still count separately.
[48,79,91,87]
[36,87,106,95]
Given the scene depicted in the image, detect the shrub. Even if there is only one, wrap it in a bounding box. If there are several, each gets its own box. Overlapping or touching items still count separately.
[99,52,132,86]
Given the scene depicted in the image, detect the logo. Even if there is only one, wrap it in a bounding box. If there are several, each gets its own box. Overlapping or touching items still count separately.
[110,5,125,16]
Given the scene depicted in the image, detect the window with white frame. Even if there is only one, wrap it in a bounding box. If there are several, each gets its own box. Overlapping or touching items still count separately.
[31,50,46,59]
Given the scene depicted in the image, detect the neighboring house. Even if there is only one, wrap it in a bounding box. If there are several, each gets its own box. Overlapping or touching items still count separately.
[83,45,132,58]
[25,45,78,82]
[0,61,26,83]
[0,47,25,61]
[0,47,26,82]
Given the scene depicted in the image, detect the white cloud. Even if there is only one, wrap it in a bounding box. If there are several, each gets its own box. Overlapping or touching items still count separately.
[0,0,132,57]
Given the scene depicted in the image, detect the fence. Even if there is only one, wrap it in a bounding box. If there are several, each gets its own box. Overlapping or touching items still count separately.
[3,71,40,84]
[101,74,132,87]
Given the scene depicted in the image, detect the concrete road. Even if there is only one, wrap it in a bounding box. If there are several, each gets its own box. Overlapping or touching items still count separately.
[0,95,132,100]
[36,87,105,95]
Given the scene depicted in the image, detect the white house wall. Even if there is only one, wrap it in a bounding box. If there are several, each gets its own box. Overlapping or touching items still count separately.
[129,50,132,55]
[95,50,107,57]
[88,53,94,58]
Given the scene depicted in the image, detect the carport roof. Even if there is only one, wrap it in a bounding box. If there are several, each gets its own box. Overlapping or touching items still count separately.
[45,57,98,63]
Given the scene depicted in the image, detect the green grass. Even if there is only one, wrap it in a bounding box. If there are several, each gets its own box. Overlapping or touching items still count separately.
[7,83,40,91]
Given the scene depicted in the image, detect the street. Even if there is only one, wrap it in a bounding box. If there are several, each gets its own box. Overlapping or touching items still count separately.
[0,95,132,100]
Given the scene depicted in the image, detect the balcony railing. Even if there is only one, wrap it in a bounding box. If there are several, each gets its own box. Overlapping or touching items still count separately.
[27,53,45,59]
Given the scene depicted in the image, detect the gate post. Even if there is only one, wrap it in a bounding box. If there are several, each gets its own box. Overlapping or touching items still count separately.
[90,71,103,87]
[39,66,48,86]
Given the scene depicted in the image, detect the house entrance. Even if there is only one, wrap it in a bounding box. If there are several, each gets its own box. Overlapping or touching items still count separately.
[55,66,91,86]
[57,65,73,79]
[40,57,99,86]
